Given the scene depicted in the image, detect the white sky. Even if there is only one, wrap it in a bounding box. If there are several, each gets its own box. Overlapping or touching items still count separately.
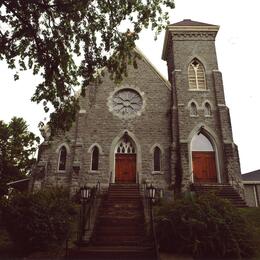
[0,0,259,174]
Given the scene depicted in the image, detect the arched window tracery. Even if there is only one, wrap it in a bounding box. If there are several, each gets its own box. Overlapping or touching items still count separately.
[188,59,207,90]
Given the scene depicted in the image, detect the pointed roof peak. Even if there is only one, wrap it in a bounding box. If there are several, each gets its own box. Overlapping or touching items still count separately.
[170,19,217,27]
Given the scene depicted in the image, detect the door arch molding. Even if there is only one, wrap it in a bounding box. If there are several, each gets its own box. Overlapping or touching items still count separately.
[109,130,142,183]
[188,124,222,183]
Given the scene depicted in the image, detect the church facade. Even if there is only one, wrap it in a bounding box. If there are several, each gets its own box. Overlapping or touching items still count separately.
[34,20,243,197]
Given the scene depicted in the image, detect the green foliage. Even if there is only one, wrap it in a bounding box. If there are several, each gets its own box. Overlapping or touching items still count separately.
[155,193,257,258]
[0,117,39,196]
[0,187,76,253]
[0,0,175,132]
[238,207,260,257]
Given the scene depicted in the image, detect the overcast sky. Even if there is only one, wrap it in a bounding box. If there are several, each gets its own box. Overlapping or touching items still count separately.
[0,0,259,174]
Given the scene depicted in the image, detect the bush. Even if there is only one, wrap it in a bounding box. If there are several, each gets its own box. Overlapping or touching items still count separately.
[0,187,76,253]
[155,193,257,258]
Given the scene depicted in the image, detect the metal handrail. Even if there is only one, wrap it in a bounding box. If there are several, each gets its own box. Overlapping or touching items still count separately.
[77,181,101,244]
[142,183,160,260]
[109,171,113,184]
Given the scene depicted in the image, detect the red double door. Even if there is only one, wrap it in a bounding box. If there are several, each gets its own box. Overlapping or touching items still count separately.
[115,154,136,183]
[192,151,217,183]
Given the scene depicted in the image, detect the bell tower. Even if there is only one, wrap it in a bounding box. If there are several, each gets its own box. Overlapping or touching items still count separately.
[162,19,242,192]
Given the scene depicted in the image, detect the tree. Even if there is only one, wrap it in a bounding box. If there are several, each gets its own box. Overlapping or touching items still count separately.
[0,0,175,134]
[0,117,40,196]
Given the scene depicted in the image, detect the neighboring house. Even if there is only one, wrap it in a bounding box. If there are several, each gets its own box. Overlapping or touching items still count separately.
[33,19,243,198]
[242,170,260,207]
[7,178,31,194]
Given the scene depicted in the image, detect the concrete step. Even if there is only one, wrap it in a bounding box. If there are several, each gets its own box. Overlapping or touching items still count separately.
[95,227,145,236]
[71,183,156,259]
[92,236,146,246]
[191,183,247,207]
[68,245,156,259]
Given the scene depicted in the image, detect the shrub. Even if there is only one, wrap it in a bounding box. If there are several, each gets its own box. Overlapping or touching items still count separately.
[0,187,76,253]
[155,193,257,258]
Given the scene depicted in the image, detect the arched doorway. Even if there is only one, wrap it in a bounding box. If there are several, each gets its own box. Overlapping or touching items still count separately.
[191,133,217,183]
[115,133,136,183]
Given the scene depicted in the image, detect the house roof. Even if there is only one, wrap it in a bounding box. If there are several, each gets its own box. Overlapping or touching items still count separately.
[7,178,30,186]
[170,19,217,27]
[242,170,260,182]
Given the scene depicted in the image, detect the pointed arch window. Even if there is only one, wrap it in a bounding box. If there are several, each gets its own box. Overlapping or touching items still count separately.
[58,146,67,171]
[188,59,206,90]
[190,102,198,116]
[91,146,99,171]
[204,102,212,116]
[153,147,161,172]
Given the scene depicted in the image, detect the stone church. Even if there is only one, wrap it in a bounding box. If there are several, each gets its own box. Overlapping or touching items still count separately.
[33,19,243,198]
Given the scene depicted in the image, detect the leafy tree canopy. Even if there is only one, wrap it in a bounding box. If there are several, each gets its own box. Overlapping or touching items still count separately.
[0,117,40,195]
[0,0,175,134]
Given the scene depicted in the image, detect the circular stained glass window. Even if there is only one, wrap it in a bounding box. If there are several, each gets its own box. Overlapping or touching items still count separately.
[110,88,143,118]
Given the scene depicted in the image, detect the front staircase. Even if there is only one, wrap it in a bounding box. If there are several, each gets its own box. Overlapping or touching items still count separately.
[191,183,247,207]
[68,183,156,259]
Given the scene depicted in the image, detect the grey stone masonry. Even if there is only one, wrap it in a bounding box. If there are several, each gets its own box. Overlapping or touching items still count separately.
[33,19,244,198]
[162,20,243,193]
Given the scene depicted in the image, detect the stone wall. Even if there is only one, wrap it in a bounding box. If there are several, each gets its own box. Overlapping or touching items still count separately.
[36,56,172,193]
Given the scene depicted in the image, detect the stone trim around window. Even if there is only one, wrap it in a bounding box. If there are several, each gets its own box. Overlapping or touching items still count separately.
[107,85,146,120]
[188,58,207,90]
[150,144,164,174]
[56,143,70,173]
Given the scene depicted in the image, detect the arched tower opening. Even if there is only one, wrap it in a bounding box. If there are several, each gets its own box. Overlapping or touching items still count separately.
[191,133,218,183]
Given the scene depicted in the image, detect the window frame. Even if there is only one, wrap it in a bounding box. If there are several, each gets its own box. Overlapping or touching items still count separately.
[204,102,212,117]
[190,102,198,117]
[188,59,207,91]
[152,146,162,174]
[57,146,67,172]
[91,146,99,171]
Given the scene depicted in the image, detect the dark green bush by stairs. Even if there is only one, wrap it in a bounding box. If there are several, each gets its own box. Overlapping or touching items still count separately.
[155,193,258,258]
[0,187,76,253]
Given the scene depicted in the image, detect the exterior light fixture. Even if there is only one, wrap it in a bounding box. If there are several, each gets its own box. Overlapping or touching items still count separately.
[80,185,91,200]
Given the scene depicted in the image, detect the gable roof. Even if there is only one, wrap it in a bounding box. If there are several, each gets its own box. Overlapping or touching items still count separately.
[134,47,171,90]
[242,170,260,182]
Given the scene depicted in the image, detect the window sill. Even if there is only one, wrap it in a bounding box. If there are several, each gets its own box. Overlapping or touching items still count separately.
[88,170,100,174]
[57,170,66,174]
[188,89,209,92]
[152,171,164,175]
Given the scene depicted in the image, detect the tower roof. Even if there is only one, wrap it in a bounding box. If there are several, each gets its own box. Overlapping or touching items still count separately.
[162,19,219,61]
[170,19,217,27]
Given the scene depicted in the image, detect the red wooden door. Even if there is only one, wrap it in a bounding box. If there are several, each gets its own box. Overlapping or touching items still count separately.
[115,154,136,183]
[192,151,217,183]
